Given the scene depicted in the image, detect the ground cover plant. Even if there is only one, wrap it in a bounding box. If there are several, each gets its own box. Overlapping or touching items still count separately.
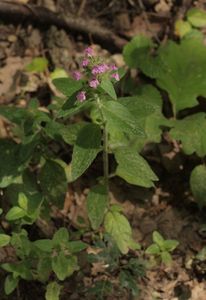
[0,2,206,299]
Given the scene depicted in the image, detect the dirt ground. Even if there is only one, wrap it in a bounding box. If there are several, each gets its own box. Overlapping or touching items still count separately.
[0,0,206,299]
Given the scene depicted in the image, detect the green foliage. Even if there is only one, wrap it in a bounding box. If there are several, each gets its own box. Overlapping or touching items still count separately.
[146,231,179,265]
[170,113,206,156]
[187,8,206,28]
[0,234,11,247]
[26,57,48,73]
[124,34,206,114]
[175,20,192,38]
[104,207,140,254]
[39,160,68,204]
[52,78,83,97]
[70,123,102,181]
[114,147,158,187]
[190,165,206,208]
[86,184,108,230]
[45,282,62,300]
[100,79,117,99]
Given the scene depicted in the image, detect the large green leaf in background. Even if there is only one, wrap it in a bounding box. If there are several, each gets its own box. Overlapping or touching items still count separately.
[70,123,102,181]
[124,34,206,113]
[169,113,206,157]
[187,8,206,28]
[190,164,206,208]
[114,147,158,188]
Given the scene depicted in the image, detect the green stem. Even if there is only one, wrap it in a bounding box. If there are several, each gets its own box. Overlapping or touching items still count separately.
[95,96,109,194]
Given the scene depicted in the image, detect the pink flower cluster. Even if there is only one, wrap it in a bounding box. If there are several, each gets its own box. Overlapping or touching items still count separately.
[73,46,120,102]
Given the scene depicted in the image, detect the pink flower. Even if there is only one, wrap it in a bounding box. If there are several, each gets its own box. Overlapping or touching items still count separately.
[73,71,81,81]
[81,58,89,68]
[92,64,109,75]
[85,47,93,57]
[110,64,118,71]
[111,72,120,81]
[89,78,100,89]
[76,91,86,102]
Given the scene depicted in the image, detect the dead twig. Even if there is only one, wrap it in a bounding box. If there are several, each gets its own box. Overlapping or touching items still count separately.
[0,1,127,52]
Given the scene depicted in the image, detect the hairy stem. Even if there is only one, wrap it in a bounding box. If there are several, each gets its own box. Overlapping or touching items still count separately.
[96,96,109,194]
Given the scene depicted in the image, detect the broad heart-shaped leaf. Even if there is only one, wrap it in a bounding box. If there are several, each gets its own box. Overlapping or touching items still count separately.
[70,123,102,181]
[104,210,136,254]
[86,184,108,230]
[123,35,154,69]
[46,282,62,300]
[39,160,68,204]
[187,8,206,28]
[52,252,78,281]
[124,34,206,113]
[101,100,145,141]
[190,165,206,208]
[0,234,11,247]
[100,79,117,100]
[169,113,206,157]
[114,147,158,188]
[52,78,83,97]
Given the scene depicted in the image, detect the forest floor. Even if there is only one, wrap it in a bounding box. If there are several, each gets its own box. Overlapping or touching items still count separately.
[0,0,206,299]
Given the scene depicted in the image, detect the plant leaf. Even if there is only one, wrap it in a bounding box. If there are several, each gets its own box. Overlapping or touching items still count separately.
[70,123,102,181]
[124,35,206,113]
[39,160,68,204]
[4,275,19,295]
[187,8,206,28]
[52,228,69,247]
[52,253,78,281]
[114,147,158,188]
[6,207,26,221]
[170,113,206,157]
[0,234,11,247]
[163,240,179,252]
[145,244,160,255]
[104,210,135,254]
[86,184,108,230]
[25,57,48,72]
[33,239,53,252]
[52,78,82,97]
[67,241,87,253]
[45,282,62,300]
[190,164,206,208]
[100,79,117,100]
[152,231,165,248]
[161,251,172,265]
[101,100,145,140]
[123,35,154,69]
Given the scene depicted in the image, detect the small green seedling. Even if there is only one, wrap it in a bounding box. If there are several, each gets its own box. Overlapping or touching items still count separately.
[145,231,179,266]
